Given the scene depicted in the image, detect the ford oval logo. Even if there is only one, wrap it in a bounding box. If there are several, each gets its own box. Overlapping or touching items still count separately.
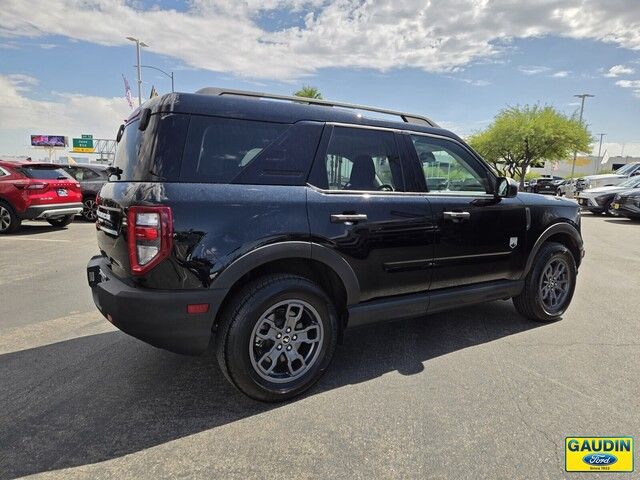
[582,453,617,466]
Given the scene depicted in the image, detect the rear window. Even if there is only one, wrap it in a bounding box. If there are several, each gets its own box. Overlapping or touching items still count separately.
[112,112,320,185]
[180,116,288,183]
[18,166,73,180]
[113,113,189,182]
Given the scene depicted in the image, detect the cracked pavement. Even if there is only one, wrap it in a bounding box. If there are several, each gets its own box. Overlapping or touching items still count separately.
[0,215,638,479]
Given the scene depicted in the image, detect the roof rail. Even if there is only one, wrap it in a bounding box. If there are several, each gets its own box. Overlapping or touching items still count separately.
[195,87,439,127]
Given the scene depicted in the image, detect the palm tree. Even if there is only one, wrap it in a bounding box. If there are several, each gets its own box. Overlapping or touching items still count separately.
[293,86,323,99]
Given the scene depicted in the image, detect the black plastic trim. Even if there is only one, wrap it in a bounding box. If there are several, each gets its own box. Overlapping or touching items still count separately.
[211,241,361,305]
[87,256,223,355]
[521,222,583,278]
[347,279,524,329]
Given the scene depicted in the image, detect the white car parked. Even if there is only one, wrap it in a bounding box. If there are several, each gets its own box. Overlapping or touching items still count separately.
[577,175,640,215]
[576,162,640,192]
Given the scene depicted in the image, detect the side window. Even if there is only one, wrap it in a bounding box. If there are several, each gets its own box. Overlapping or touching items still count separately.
[0,168,6,177]
[180,116,288,183]
[410,135,490,194]
[72,168,85,181]
[82,169,100,180]
[312,126,403,192]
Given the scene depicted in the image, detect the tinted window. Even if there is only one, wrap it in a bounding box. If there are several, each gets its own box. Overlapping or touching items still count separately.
[410,135,490,194]
[310,126,403,192]
[18,166,73,180]
[233,121,323,185]
[180,116,288,183]
[113,113,189,181]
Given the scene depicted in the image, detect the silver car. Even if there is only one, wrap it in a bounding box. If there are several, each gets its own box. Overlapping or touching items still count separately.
[577,175,640,215]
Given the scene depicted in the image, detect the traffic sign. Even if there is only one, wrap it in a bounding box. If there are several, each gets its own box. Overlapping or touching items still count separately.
[72,137,94,153]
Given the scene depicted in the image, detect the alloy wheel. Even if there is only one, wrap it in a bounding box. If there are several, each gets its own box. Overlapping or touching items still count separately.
[249,299,324,383]
[83,198,97,221]
[0,206,11,232]
[539,258,571,313]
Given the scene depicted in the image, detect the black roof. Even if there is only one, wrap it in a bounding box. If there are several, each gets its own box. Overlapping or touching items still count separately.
[137,92,462,142]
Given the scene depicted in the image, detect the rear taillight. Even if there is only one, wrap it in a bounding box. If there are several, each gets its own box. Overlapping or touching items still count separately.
[127,206,173,275]
[14,181,48,191]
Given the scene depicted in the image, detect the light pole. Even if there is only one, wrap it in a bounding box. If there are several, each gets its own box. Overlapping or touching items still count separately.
[594,133,606,174]
[570,93,594,179]
[140,65,175,92]
[126,36,148,106]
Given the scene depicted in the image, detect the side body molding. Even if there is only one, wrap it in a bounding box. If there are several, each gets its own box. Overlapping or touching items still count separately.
[521,222,583,278]
[210,241,361,305]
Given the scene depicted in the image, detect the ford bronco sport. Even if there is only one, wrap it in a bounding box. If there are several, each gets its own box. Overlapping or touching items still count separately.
[87,88,584,401]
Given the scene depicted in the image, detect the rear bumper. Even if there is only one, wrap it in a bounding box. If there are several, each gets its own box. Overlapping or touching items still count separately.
[21,203,83,220]
[86,255,225,355]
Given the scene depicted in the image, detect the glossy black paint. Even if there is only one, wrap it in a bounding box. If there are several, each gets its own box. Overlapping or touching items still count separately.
[90,91,584,355]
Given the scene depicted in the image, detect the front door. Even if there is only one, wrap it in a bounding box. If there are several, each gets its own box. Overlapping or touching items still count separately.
[306,125,436,302]
[403,132,527,290]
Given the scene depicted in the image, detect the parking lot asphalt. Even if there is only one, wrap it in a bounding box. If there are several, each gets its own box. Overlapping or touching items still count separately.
[0,215,639,479]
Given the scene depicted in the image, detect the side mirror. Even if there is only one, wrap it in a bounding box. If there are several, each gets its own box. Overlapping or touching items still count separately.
[496,177,518,198]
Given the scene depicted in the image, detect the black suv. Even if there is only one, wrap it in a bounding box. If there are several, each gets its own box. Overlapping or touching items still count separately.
[87,88,584,401]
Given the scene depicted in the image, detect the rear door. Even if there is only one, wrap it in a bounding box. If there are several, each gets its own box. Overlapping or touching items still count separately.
[306,125,435,302]
[403,133,527,290]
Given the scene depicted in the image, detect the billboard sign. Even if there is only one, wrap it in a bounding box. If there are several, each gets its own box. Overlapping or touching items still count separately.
[30,135,66,147]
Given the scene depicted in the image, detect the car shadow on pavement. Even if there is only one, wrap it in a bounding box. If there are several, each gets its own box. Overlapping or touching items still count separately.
[0,300,543,479]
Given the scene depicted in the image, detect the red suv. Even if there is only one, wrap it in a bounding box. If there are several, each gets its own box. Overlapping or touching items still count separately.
[0,160,83,234]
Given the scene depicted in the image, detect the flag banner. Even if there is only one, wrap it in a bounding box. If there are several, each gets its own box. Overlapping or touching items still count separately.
[122,74,134,109]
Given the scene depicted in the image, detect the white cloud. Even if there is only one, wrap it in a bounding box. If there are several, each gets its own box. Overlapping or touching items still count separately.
[615,79,640,97]
[551,70,570,78]
[519,65,552,75]
[0,74,129,156]
[1,0,640,80]
[5,74,39,91]
[604,64,635,77]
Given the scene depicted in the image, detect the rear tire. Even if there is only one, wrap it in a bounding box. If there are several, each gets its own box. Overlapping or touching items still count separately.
[47,215,74,228]
[0,200,21,234]
[216,274,338,402]
[513,242,577,322]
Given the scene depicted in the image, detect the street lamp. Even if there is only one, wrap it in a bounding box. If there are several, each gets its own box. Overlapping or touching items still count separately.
[570,93,595,180]
[140,65,175,92]
[126,36,148,106]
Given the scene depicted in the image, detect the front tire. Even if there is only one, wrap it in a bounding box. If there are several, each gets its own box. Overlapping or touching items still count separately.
[603,199,618,217]
[513,242,577,322]
[0,201,21,234]
[216,274,338,402]
[47,215,74,228]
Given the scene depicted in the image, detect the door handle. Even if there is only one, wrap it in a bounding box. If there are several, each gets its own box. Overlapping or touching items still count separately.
[443,211,470,220]
[330,213,368,224]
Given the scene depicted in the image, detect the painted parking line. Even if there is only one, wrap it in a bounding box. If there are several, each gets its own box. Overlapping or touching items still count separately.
[0,237,71,243]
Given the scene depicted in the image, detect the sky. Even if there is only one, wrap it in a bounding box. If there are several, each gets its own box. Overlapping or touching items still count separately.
[1,0,640,159]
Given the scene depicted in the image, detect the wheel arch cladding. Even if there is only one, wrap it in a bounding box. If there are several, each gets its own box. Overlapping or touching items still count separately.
[210,241,360,328]
[522,222,583,278]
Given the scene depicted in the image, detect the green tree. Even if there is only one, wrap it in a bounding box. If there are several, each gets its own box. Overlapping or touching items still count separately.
[468,105,591,186]
[293,86,323,99]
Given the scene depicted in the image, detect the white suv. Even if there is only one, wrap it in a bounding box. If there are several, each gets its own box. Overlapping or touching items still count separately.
[576,162,640,192]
